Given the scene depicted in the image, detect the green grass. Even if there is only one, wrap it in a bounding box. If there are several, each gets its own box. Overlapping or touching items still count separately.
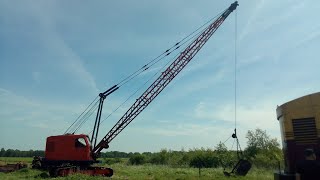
[0,157,33,164]
[109,164,274,180]
[0,157,275,179]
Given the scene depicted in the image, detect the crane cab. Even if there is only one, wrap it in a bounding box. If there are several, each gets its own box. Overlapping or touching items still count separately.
[44,134,94,165]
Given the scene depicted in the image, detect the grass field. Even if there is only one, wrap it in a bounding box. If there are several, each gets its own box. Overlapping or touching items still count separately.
[0,157,33,164]
[0,157,276,179]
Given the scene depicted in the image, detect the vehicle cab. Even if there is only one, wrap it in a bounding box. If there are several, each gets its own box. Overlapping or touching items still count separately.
[45,134,93,162]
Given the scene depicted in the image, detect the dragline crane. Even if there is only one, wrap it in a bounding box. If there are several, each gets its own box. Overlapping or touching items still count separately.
[32,1,239,177]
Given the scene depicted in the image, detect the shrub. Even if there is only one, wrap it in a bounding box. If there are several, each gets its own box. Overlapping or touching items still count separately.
[149,149,169,165]
[129,154,146,165]
[189,149,219,168]
[104,157,122,165]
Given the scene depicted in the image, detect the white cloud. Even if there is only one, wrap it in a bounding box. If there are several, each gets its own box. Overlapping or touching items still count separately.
[195,101,232,122]
[1,1,99,94]
[132,98,281,150]
[130,122,242,151]
[149,124,212,137]
[30,122,49,130]
[239,1,305,42]
[0,88,83,132]
[239,0,267,41]
[194,100,278,129]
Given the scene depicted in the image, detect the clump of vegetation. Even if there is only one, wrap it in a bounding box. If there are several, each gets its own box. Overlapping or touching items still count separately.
[106,128,283,170]
[244,128,283,169]
[103,157,122,165]
[129,153,146,165]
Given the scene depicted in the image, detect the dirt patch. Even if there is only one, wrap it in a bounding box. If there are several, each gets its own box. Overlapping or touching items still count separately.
[0,163,27,173]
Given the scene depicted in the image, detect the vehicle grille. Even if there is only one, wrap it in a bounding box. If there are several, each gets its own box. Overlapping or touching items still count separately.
[292,117,317,145]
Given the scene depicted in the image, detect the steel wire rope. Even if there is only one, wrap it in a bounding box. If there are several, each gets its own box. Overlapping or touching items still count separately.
[116,10,225,88]
[222,3,239,151]
[68,9,225,135]
[71,13,219,133]
[69,99,100,133]
[81,31,202,135]
[229,6,240,157]
[118,10,226,87]
[117,25,209,89]
[222,135,232,145]
[217,6,240,172]
[64,96,99,134]
[232,7,242,158]
[86,10,226,138]
[72,100,100,133]
[69,99,100,134]
[87,15,220,136]
[231,138,236,151]
[234,6,238,132]
[88,52,182,137]
[221,135,236,171]
[65,97,99,133]
[226,8,242,171]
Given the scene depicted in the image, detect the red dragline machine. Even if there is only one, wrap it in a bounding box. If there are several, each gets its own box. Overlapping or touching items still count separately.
[32,1,239,177]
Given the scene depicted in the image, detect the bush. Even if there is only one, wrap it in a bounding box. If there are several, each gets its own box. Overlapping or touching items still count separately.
[104,157,122,165]
[189,148,219,168]
[214,142,237,168]
[244,128,283,169]
[250,150,282,169]
[129,154,146,165]
[149,149,169,165]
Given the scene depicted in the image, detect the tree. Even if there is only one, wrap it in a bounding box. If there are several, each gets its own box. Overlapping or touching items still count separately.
[244,128,283,168]
[215,142,235,168]
[245,128,280,157]
[189,148,219,177]
[150,149,169,165]
[128,153,146,165]
[189,148,220,168]
[0,148,5,157]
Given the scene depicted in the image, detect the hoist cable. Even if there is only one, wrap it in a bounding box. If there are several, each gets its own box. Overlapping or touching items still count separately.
[220,7,242,173]
[234,8,238,131]
[231,138,236,151]
[68,9,225,134]
[222,136,232,145]
[71,99,100,133]
[64,96,99,134]
[118,23,211,89]
[91,22,209,135]
[116,10,225,88]
[92,15,226,133]
[88,52,181,136]
[71,100,99,133]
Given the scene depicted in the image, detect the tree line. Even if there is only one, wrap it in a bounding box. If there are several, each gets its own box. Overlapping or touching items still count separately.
[0,128,283,169]
[0,148,44,157]
[0,148,132,158]
[107,128,283,169]
[0,148,130,158]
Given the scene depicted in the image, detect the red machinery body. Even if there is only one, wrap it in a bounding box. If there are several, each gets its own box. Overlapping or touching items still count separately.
[45,134,93,162]
[34,134,113,177]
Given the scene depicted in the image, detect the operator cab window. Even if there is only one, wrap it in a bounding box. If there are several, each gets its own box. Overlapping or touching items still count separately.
[75,138,87,148]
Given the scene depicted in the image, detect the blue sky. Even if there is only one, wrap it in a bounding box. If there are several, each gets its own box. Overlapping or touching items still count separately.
[1,0,319,153]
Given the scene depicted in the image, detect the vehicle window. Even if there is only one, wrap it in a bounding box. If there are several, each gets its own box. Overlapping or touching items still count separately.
[75,138,87,148]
